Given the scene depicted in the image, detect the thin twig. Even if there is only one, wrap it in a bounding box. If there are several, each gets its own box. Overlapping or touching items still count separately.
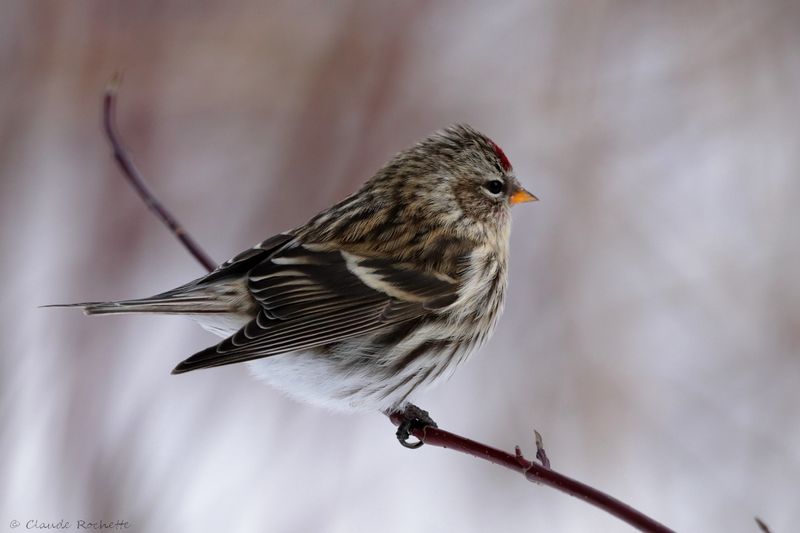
[389,414,674,533]
[102,73,217,272]
[755,517,772,533]
[534,429,551,469]
[102,77,675,533]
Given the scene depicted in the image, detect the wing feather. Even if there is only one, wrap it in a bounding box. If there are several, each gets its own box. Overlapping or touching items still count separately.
[172,242,461,374]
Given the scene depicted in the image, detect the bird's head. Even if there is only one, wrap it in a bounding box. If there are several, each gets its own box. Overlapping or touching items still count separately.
[300,125,537,259]
[371,124,537,242]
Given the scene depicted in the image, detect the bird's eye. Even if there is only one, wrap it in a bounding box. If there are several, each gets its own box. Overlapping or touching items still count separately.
[484,180,504,195]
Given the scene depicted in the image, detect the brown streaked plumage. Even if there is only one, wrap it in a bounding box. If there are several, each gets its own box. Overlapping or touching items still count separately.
[53,124,537,413]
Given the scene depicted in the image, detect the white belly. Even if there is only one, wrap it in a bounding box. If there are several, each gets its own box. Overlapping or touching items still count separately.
[246,324,477,413]
[190,313,250,337]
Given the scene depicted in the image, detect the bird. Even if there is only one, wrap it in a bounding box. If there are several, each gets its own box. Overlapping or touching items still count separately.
[53,124,537,444]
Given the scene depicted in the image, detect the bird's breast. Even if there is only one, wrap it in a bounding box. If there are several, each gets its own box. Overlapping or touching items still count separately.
[449,245,507,340]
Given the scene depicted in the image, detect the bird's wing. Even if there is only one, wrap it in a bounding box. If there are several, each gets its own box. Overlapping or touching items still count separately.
[171,243,460,373]
[201,233,296,283]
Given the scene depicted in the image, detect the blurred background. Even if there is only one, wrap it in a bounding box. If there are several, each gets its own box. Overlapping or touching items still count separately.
[2,1,799,531]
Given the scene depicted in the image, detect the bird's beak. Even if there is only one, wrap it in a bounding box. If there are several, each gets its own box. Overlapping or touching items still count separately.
[509,187,538,205]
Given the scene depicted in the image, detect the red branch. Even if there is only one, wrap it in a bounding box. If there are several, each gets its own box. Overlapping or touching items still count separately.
[101,77,675,533]
[389,415,673,532]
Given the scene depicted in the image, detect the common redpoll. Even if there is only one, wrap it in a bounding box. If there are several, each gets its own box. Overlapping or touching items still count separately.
[55,125,536,427]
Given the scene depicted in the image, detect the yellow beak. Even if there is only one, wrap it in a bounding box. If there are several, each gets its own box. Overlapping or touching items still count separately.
[510,188,538,205]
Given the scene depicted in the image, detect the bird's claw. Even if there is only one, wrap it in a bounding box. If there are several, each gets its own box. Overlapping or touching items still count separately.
[393,404,437,449]
[396,423,424,449]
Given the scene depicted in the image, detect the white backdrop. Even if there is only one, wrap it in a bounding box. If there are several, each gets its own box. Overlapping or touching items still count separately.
[2,1,799,532]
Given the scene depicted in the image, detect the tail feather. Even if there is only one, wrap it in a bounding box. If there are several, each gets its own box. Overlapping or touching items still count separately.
[43,281,245,316]
[44,295,232,315]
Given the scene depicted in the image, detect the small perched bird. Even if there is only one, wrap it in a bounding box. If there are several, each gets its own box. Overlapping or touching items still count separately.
[56,124,536,436]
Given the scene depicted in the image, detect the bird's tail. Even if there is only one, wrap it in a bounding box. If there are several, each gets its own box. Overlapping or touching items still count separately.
[44,281,243,316]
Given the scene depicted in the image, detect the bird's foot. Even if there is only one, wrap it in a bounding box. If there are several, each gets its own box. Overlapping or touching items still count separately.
[391,403,438,449]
